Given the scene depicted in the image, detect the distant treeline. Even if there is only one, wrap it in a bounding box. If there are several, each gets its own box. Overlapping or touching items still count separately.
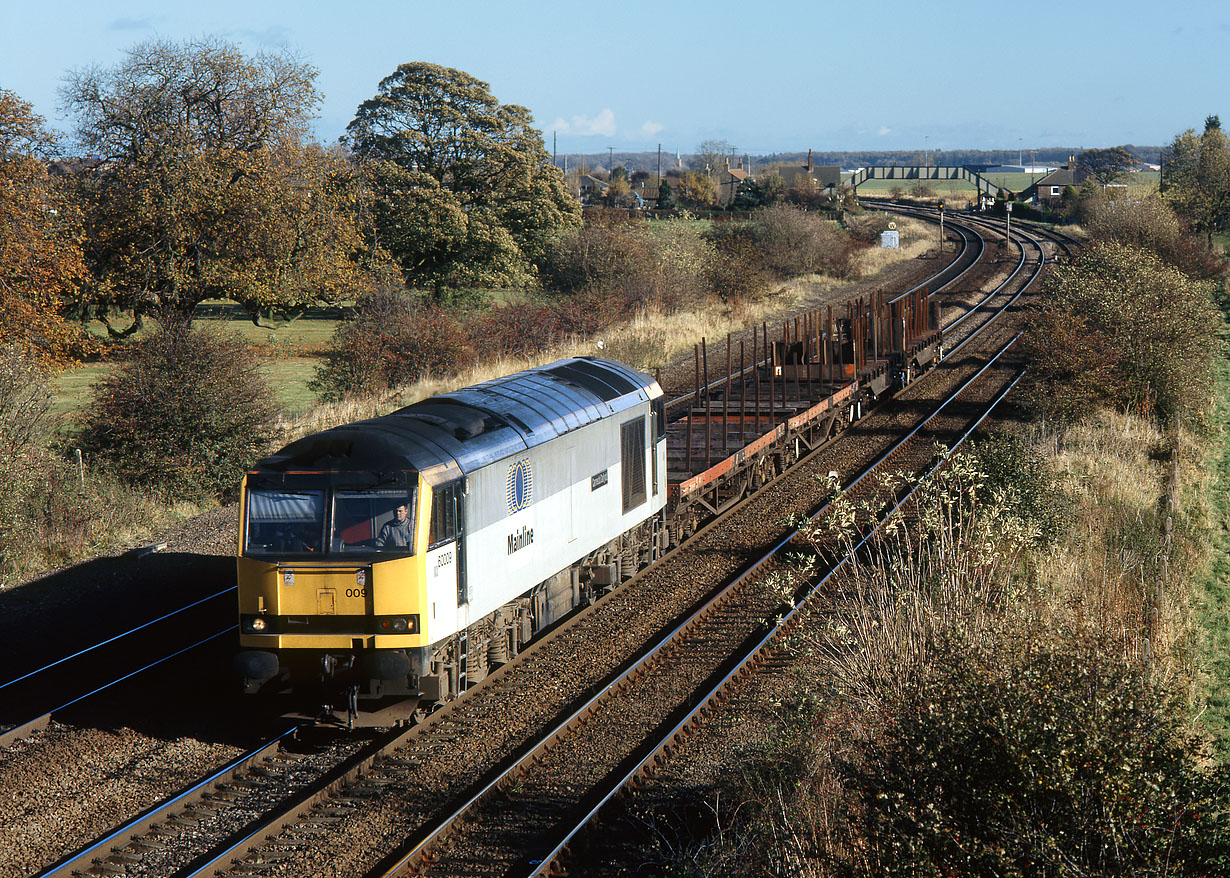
[555,146,1162,174]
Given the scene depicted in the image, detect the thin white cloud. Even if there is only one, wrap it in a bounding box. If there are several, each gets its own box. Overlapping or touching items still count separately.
[640,120,664,138]
[227,26,294,47]
[551,108,616,137]
[877,126,893,136]
[109,16,159,31]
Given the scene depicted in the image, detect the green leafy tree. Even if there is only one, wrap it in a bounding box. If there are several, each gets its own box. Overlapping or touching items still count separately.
[758,171,787,205]
[1164,121,1230,242]
[1077,145,1138,185]
[604,173,638,208]
[655,177,677,210]
[62,38,368,330]
[347,62,580,299]
[730,177,764,210]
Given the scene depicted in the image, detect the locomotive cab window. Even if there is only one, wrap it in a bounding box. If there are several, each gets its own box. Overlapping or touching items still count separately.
[244,490,325,556]
[429,481,463,549]
[621,415,647,513]
[332,489,417,554]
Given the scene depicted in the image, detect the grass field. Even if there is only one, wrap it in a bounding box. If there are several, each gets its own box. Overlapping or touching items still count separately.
[1194,290,1230,756]
[53,299,345,421]
[52,355,324,423]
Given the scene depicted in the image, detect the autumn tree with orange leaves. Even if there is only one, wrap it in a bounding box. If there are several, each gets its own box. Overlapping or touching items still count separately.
[0,89,96,364]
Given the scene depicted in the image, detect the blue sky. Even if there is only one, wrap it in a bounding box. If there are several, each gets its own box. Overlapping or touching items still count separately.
[3,0,1226,157]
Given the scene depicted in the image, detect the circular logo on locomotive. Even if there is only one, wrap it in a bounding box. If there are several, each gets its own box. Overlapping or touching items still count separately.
[506,458,533,514]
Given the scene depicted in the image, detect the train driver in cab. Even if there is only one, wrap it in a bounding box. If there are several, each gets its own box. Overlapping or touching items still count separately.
[376,500,414,549]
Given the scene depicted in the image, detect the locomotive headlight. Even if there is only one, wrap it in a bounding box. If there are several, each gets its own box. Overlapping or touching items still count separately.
[242,614,269,633]
[376,615,418,634]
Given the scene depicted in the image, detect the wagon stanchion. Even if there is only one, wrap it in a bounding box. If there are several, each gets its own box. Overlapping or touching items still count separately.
[765,322,774,431]
[871,293,879,361]
[723,334,731,456]
[827,305,835,385]
[753,330,761,438]
[806,310,815,401]
[836,305,844,382]
[738,340,745,448]
[779,321,787,413]
[688,345,697,476]
[702,338,711,471]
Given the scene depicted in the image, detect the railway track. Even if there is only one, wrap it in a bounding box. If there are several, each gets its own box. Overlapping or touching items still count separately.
[1,207,972,753]
[45,209,1042,878]
[2,204,1069,877]
[530,350,1028,877]
[0,589,236,747]
[377,338,1028,878]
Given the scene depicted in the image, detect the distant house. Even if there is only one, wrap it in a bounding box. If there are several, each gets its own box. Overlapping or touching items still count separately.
[775,149,841,195]
[718,163,752,207]
[1024,156,1089,206]
[580,174,609,201]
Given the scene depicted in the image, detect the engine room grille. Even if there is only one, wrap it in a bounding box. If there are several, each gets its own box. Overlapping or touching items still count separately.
[621,416,646,513]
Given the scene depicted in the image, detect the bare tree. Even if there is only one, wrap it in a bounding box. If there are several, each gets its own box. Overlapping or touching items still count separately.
[692,138,736,177]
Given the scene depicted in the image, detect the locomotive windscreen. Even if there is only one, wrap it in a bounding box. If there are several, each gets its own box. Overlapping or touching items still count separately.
[244,486,418,557]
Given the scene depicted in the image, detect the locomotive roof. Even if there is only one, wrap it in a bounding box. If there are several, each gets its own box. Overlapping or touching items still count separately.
[250,357,659,481]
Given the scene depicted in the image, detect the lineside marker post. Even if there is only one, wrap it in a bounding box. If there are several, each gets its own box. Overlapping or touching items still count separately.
[938,200,945,253]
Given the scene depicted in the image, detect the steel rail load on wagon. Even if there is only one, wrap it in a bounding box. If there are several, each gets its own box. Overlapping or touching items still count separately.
[235,292,941,717]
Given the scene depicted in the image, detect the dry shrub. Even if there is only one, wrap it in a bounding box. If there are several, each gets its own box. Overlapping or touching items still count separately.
[706,236,772,307]
[542,212,712,317]
[0,343,53,459]
[843,212,895,245]
[837,633,1225,877]
[312,285,474,400]
[674,441,1224,876]
[79,323,278,502]
[1083,194,1226,280]
[471,301,565,359]
[0,345,174,584]
[1022,242,1222,427]
[743,205,864,280]
[539,211,649,296]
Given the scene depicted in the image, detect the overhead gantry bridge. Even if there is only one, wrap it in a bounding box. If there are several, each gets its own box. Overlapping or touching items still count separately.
[848,166,1000,198]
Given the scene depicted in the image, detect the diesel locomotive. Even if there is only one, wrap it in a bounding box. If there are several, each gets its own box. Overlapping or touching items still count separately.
[235,357,668,711]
